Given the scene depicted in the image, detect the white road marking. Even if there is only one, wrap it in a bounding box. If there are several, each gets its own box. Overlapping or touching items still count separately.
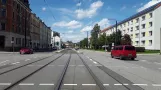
[82,84,96,86]
[78,65,84,67]
[34,57,37,58]
[152,84,161,86]
[93,62,98,64]
[95,65,102,66]
[114,84,122,85]
[69,65,75,67]
[90,59,93,61]
[48,65,55,67]
[39,83,54,86]
[123,84,129,85]
[0,60,9,64]
[140,60,147,62]
[64,84,77,86]
[133,84,148,86]
[58,65,64,66]
[12,62,20,65]
[158,68,161,70]
[103,84,109,86]
[0,83,11,85]
[19,83,34,86]
[154,62,161,65]
[25,59,31,61]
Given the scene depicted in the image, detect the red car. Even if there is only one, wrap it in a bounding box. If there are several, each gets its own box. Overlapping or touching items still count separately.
[20,48,34,54]
[111,45,137,60]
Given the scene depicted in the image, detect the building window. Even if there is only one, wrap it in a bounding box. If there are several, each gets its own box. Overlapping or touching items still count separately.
[142,32,145,37]
[131,27,133,32]
[0,23,5,30]
[131,34,133,39]
[1,8,6,17]
[124,23,126,27]
[1,0,7,4]
[149,31,152,36]
[136,18,139,23]
[149,13,152,18]
[135,41,139,46]
[16,38,18,45]
[136,26,139,30]
[142,16,145,21]
[142,24,145,29]
[149,22,153,27]
[131,20,133,25]
[12,25,14,32]
[127,28,129,32]
[128,22,130,26]
[135,33,139,38]
[141,40,145,46]
[149,40,152,46]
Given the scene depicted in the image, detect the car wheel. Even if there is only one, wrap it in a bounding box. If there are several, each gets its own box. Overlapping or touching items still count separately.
[120,55,124,60]
[111,54,114,58]
[131,58,135,60]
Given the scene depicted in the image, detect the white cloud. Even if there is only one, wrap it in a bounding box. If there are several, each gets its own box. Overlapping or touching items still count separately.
[97,18,110,29]
[42,7,46,11]
[137,0,161,12]
[120,6,126,11]
[75,1,104,19]
[53,20,82,29]
[80,26,93,32]
[76,2,82,6]
[68,30,74,33]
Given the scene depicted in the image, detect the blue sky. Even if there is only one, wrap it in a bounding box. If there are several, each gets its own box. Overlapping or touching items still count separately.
[29,0,161,42]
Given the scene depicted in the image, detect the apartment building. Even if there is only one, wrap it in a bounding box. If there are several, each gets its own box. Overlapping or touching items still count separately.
[30,13,40,49]
[101,2,161,50]
[0,0,31,51]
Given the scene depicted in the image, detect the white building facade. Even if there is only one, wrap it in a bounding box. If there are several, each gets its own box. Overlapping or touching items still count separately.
[51,31,61,49]
[101,2,161,50]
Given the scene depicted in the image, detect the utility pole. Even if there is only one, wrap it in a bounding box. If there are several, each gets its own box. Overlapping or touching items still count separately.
[115,20,118,46]
[87,31,88,49]
[25,11,27,47]
[160,28,161,55]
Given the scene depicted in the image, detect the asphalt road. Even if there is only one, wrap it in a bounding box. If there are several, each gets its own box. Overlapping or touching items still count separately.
[0,49,159,90]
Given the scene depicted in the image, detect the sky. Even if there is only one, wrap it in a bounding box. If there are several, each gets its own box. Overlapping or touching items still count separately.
[29,0,161,43]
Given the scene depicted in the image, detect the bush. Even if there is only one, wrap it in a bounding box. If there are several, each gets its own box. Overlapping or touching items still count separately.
[135,47,145,52]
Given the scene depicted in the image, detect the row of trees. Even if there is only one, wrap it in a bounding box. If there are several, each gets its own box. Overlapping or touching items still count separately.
[79,24,132,50]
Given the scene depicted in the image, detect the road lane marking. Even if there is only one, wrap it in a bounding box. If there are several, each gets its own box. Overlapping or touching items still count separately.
[0,83,11,85]
[0,60,9,64]
[69,65,75,67]
[93,62,98,64]
[58,65,64,66]
[48,65,55,67]
[103,84,109,86]
[39,83,54,86]
[82,84,96,86]
[64,84,77,86]
[140,60,147,62]
[123,84,129,85]
[19,83,34,86]
[78,65,84,67]
[90,59,93,61]
[158,68,161,70]
[114,84,122,86]
[152,84,161,86]
[154,62,161,65]
[133,84,148,86]
[25,59,31,61]
[12,62,20,65]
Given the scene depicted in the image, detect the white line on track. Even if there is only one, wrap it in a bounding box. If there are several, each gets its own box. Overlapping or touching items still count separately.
[132,84,148,86]
[123,84,129,85]
[69,65,76,67]
[12,62,20,65]
[90,59,93,61]
[64,84,77,86]
[19,83,34,86]
[140,60,147,62]
[82,84,96,86]
[158,68,161,69]
[58,65,64,66]
[154,62,161,65]
[93,62,98,64]
[0,83,11,85]
[78,65,84,66]
[114,84,122,86]
[39,83,54,86]
[152,84,161,86]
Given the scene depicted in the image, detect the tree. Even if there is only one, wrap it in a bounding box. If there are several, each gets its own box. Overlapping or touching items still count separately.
[98,33,106,47]
[121,34,132,45]
[79,38,88,48]
[91,24,100,49]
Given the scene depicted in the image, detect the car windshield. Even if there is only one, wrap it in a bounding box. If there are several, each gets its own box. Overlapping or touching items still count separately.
[1,0,161,90]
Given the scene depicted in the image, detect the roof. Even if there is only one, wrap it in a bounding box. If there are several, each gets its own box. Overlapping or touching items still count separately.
[100,1,161,33]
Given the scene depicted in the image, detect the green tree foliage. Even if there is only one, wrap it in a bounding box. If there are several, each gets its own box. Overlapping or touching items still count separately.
[98,33,106,47]
[121,34,132,45]
[91,24,100,49]
[80,38,88,48]
[53,32,60,37]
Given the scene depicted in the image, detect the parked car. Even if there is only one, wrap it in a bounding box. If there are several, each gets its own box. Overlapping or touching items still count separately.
[20,48,34,54]
[111,45,137,60]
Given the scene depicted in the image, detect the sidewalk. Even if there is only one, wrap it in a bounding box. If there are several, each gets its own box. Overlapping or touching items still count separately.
[0,51,19,54]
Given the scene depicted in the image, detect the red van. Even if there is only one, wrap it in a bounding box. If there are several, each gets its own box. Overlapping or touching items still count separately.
[111,45,137,60]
